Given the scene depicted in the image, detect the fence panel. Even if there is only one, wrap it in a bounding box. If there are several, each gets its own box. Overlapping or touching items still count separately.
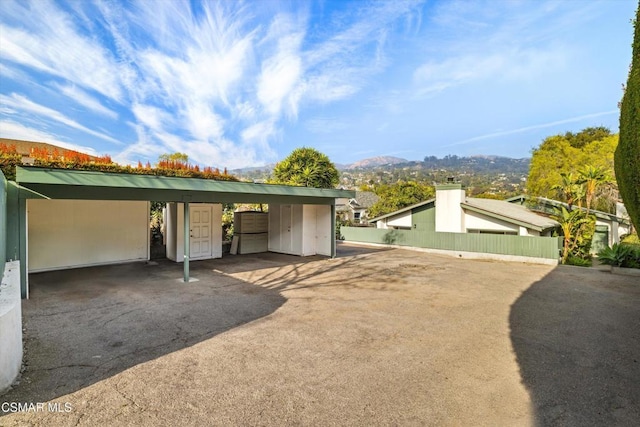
[340,226,560,260]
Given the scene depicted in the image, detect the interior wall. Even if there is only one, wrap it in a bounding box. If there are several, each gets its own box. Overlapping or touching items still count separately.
[27,199,149,272]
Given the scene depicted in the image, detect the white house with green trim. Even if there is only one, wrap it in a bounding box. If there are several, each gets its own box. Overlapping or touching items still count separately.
[371,184,558,237]
[506,195,632,253]
[340,183,561,265]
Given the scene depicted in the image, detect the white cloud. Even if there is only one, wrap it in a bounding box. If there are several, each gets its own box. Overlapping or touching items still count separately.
[131,104,173,132]
[413,48,566,94]
[0,93,122,145]
[0,0,124,101]
[413,0,581,95]
[0,0,426,168]
[447,110,619,147]
[0,119,99,155]
[54,84,118,120]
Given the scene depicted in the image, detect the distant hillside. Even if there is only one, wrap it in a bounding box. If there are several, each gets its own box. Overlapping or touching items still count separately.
[339,154,531,197]
[346,156,408,169]
[232,154,531,198]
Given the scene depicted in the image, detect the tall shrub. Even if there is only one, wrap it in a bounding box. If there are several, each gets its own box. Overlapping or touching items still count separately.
[616,4,640,232]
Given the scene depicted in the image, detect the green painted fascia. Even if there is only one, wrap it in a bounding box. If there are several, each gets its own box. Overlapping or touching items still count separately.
[461,202,548,232]
[16,166,354,202]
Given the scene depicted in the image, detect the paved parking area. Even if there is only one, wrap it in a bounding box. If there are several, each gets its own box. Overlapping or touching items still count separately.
[1,243,639,426]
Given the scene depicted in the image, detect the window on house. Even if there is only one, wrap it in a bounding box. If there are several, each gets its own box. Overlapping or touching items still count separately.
[467,229,517,236]
[354,212,361,220]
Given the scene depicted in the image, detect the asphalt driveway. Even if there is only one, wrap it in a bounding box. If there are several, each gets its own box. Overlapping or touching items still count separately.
[1,243,639,426]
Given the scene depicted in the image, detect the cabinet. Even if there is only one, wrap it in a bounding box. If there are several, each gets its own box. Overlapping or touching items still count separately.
[268,204,331,256]
[234,211,268,254]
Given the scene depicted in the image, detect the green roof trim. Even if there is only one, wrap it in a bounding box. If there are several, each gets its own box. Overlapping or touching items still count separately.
[15,166,354,204]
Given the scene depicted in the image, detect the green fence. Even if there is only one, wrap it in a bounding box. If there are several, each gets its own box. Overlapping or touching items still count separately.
[341,226,561,260]
[1,170,6,277]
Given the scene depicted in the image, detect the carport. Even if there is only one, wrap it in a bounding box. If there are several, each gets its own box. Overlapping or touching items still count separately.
[6,165,354,298]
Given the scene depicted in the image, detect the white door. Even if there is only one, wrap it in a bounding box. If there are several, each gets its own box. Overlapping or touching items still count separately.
[190,205,212,259]
[280,205,292,254]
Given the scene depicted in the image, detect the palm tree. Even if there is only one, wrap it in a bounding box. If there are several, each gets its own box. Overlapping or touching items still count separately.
[552,172,583,209]
[553,206,590,264]
[577,165,609,216]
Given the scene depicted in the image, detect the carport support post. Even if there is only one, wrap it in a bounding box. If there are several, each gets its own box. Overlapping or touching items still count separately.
[183,202,190,282]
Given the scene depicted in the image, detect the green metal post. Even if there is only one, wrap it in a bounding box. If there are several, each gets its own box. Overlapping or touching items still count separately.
[183,202,190,282]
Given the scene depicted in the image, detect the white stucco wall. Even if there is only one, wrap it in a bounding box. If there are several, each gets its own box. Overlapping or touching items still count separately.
[27,200,149,272]
[0,261,22,394]
[376,211,413,229]
[435,188,464,232]
[463,210,520,234]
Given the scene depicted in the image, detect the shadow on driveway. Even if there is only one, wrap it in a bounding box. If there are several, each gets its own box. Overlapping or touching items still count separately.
[1,259,287,406]
[1,244,387,409]
[509,266,640,426]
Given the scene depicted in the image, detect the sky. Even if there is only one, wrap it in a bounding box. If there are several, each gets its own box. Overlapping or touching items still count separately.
[0,0,636,169]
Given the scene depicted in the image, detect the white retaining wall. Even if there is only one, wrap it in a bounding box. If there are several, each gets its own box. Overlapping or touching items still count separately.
[0,261,22,394]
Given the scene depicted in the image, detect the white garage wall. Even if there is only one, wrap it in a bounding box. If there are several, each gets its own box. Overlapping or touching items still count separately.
[27,200,149,272]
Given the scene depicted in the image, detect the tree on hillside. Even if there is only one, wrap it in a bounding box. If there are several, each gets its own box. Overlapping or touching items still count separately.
[577,165,609,216]
[615,4,640,233]
[564,126,612,149]
[368,181,435,218]
[527,128,618,212]
[272,147,339,189]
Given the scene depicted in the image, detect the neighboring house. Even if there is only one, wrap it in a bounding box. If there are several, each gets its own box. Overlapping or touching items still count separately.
[507,195,632,252]
[336,191,379,224]
[371,184,558,237]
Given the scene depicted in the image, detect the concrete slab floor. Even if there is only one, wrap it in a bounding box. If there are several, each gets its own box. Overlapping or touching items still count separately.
[1,243,639,426]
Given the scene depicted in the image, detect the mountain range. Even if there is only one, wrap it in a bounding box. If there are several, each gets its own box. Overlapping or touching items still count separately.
[232,154,530,175]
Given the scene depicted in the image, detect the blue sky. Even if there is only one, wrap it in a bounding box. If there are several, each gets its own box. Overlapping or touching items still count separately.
[0,0,636,169]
